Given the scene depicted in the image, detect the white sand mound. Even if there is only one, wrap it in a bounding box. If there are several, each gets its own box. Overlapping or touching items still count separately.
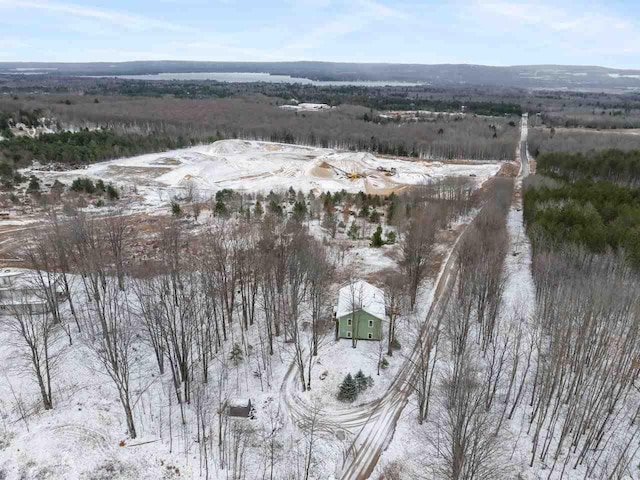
[198,139,252,156]
[319,151,380,174]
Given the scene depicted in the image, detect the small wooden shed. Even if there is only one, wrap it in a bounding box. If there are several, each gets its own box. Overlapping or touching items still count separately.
[227,398,254,419]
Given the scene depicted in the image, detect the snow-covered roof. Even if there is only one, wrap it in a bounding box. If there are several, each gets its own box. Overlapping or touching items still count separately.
[336,280,386,320]
[228,398,252,408]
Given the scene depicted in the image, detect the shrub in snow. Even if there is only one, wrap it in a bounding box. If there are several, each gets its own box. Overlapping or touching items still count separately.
[85,459,138,480]
[0,431,13,450]
[386,230,396,244]
[379,357,389,370]
[27,175,41,193]
[70,176,95,194]
[106,184,119,200]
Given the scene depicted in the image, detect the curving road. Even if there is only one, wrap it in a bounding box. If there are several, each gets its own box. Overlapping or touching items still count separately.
[281,220,470,479]
[281,115,531,479]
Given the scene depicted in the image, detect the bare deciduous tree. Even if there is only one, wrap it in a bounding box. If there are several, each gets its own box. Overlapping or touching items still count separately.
[4,303,61,411]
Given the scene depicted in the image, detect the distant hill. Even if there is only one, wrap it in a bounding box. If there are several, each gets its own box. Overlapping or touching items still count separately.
[1,61,640,89]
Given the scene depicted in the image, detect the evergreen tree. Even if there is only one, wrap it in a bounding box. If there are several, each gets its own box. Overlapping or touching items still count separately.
[268,199,283,217]
[229,343,244,366]
[215,200,228,217]
[106,184,119,200]
[387,193,399,224]
[370,225,384,247]
[323,192,334,212]
[359,204,370,218]
[338,373,358,401]
[292,200,307,222]
[348,221,360,240]
[27,175,40,193]
[354,370,366,392]
[366,375,374,389]
[171,200,181,217]
[287,186,296,203]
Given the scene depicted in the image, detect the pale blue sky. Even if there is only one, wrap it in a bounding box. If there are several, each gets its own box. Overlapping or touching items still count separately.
[0,0,638,68]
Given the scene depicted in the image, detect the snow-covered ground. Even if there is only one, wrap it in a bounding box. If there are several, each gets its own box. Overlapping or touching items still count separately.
[280,103,332,112]
[0,140,506,478]
[23,140,501,207]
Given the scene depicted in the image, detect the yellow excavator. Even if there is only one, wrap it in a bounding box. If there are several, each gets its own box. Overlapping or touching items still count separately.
[347,172,365,180]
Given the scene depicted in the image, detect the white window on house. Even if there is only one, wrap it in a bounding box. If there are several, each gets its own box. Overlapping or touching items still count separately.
[368,320,374,328]
[347,331,352,338]
[367,333,373,339]
[347,318,352,326]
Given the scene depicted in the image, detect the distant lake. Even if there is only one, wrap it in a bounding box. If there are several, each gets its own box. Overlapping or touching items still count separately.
[91,72,426,87]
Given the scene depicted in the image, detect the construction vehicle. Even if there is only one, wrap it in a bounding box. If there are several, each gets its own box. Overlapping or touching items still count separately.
[376,166,397,176]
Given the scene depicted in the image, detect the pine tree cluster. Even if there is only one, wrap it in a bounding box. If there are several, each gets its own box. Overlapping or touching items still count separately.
[338,370,374,402]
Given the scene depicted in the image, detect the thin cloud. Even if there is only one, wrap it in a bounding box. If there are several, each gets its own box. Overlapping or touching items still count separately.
[475,1,635,34]
[0,0,187,32]
[282,0,409,55]
[467,0,640,58]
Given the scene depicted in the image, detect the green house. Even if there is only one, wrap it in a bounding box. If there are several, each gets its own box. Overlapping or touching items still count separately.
[335,280,385,341]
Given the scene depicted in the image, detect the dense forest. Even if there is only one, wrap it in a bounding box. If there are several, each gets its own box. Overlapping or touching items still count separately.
[524,150,640,267]
[540,110,640,129]
[536,149,640,185]
[0,130,210,168]
[528,127,640,155]
[0,75,524,115]
[0,96,520,179]
[4,73,640,130]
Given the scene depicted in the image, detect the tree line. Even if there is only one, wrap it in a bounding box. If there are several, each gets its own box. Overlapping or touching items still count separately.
[0,129,216,178]
[524,172,640,268]
[528,127,640,156]
[537,149,640,185]
[0,96,520,170]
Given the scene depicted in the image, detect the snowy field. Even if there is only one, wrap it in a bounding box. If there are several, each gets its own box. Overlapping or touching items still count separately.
[26,140,501,204]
